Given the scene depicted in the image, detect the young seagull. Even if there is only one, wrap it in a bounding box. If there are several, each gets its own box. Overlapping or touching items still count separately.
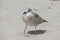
[22,8,48,34]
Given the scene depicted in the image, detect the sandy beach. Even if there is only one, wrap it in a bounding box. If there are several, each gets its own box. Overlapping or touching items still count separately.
[0,0,60,40]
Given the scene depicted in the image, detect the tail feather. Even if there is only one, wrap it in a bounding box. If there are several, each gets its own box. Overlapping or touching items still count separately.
[43,20,48,22]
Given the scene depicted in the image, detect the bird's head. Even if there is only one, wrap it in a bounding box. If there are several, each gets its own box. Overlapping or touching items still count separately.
[23,8,32,15]
[23,12,27,15]
[27,8,32,12]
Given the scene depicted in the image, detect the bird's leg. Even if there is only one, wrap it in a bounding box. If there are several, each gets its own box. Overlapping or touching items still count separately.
[24,24,27,34]
[35,26,37,32]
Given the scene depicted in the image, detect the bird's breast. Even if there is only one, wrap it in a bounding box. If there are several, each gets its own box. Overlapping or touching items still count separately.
[22,13,33,22]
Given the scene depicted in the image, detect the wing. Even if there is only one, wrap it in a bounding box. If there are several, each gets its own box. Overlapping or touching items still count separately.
[32,12,43,24]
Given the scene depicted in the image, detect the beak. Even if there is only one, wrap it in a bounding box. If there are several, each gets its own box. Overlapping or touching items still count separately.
[23,12,27,15]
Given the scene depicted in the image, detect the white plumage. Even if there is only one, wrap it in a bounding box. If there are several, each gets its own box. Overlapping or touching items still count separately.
[22,8,47,34]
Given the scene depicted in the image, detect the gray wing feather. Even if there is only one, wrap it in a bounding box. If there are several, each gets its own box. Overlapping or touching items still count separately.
[32,12,43,24]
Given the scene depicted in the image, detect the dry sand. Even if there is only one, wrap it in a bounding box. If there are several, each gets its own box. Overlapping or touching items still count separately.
[0,0,60,40]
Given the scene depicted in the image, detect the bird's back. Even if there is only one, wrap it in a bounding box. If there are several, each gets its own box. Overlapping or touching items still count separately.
[31,12,43,24]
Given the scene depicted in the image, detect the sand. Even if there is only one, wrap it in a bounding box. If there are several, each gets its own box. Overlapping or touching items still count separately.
[0,0,60,40]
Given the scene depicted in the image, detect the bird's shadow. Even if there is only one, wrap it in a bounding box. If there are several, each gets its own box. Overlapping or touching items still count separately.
[27,30,46,35]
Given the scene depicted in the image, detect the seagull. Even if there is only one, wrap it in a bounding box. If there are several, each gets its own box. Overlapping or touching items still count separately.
[22,8,48,34]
